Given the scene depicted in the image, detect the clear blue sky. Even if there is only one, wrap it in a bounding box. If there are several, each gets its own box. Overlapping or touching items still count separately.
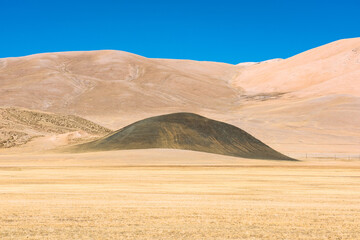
[1,0,359,64]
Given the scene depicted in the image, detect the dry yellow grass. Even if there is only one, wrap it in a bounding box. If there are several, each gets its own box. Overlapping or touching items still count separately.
[0,150,359,239]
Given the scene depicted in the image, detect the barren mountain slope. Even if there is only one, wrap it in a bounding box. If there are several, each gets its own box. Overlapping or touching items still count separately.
[0,50,239,126]
[231,38,360,96]
[229,38,360,156]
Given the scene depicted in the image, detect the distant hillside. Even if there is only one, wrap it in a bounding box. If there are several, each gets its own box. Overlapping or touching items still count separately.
[70,113,295,160]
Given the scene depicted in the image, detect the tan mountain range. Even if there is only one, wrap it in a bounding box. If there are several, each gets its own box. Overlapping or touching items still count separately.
[0,38,359,156]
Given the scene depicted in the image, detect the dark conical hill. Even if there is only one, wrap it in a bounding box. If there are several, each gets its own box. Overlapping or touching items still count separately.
[70,113,295,160]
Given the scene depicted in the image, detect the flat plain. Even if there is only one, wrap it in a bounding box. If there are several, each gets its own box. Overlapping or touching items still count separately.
[1,150,359,240]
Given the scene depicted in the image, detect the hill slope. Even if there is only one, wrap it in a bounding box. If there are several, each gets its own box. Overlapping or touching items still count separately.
[0,50,239,123]
[70,113,294,160]
[229,38,360,156]
[231,38,360,97]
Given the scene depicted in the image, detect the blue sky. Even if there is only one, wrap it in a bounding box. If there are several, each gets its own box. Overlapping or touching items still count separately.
[0,0,359,64]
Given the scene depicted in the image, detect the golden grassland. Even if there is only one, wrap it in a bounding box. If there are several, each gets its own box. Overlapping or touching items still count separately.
[0,149,359,239]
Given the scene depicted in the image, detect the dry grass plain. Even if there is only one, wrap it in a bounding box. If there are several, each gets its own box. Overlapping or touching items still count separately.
[0,149,359,239]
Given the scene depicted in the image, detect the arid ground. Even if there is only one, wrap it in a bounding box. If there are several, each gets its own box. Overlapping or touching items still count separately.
[1,150,359,240]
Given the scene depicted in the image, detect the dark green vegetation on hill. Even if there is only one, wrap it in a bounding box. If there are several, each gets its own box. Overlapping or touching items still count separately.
[71,113,295,160]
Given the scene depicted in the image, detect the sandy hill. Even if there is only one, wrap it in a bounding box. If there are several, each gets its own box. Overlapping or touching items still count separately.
[70,113,294,160]
[0,38,359,156]
[0,107,111,151]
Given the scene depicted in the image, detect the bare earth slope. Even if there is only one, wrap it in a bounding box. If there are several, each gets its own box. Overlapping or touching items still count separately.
[0,38,359,155]
[0,50,239,126]
[70,113,293,160]
[230,38,360,156]
[232,38,360,96]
